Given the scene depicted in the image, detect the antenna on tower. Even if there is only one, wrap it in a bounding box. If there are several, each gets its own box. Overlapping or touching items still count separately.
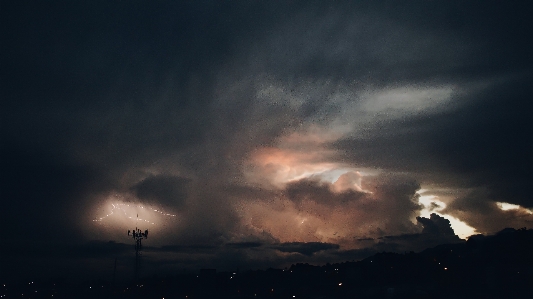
[128,220,148,281]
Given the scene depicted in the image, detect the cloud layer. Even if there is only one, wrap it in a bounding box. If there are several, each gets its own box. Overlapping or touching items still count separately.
[1,0,532,280]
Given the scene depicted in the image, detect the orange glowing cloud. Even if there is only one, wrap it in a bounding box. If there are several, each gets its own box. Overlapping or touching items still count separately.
[244,129,346,187]
[246,147,340,186]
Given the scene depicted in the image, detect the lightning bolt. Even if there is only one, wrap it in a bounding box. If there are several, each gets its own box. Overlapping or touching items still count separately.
[93,203,176,225]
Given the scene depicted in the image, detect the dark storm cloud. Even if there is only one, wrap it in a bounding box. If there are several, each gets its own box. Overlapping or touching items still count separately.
[323,1,533,223]
[1,0,286,175]
[251,173,423,242]
[348,213,463,255]
[416,213,459,239]
[428,202,441,212]
[132,174,190,207]
[429,79,533,208]
[271,242,340,256]
[1,0,532,281]
[285,179,366,206]
[0,146,109,242]
[0,0,298,251]
[334,77,533,208]
[236,213,463,265]
[226,242,263,249]
[153,244,218,254]
[442,191,533,234]
[235,1,529,88]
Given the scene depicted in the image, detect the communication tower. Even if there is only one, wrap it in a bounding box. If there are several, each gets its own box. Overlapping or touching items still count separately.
[128,227,148,280]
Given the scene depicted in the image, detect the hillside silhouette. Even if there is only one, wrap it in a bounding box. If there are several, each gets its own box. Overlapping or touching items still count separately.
[3,228,532,299]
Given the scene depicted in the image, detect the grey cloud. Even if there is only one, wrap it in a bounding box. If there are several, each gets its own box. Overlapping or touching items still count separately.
[369,213,463,253]
[284,178,366,206]
[333,77,533,209]
[245,3,473,85]
[152,244,218,254]
[266,173,424,240]
[271,242,340,256]
[1,0,531,280]
[417,213,457,238]
[443,191,533,234]
[428,202,441,211]
[273,214,463,264]
[225,242,263,249]
[132,175,190,208]
[0,146,110,243]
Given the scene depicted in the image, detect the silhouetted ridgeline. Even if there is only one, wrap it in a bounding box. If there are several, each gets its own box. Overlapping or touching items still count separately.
[2,228,532,298]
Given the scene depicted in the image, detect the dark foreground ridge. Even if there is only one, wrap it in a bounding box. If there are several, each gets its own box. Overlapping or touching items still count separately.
[3,228,532,299]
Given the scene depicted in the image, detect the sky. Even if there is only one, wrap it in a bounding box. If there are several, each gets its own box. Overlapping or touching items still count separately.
[1,0,533,281]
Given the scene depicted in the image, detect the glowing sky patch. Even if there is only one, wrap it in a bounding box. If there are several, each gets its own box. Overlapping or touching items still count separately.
[248,146,340,184]
[498,202,521,211]
[497,202,533,213]
[93,202,176,225]
[89,193,180,245]
[418,193,477,239]
[245,132,343,187]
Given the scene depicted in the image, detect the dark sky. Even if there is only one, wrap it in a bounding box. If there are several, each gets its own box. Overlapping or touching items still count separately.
[1,0,532,281]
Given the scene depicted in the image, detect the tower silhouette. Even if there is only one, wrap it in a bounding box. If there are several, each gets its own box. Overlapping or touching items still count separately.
[128,227,148,280]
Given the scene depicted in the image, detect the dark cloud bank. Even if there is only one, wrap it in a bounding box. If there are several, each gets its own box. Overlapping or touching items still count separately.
[1,0,532,281]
